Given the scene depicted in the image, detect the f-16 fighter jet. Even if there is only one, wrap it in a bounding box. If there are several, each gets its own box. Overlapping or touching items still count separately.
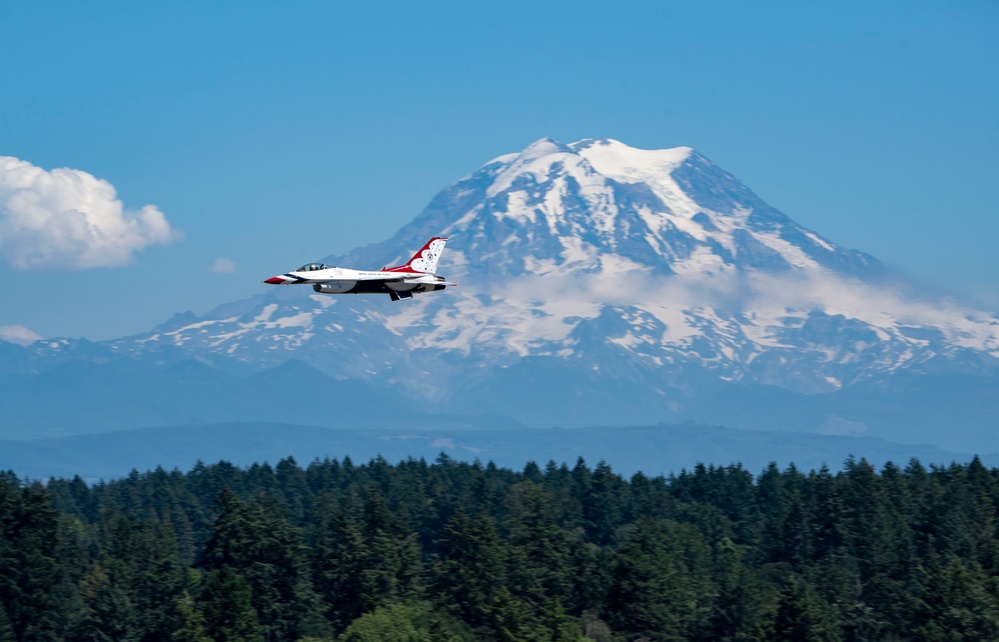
[262,237,455,301]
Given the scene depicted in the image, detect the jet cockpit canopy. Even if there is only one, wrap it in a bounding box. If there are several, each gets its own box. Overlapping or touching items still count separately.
[297,263,329,272]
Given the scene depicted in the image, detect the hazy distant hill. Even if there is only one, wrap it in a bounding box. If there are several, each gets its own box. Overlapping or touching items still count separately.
[1,421,988,481]
[3,355,996,454]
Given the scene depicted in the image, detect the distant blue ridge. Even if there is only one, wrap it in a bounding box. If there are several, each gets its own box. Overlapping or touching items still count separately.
[1,422,992,482]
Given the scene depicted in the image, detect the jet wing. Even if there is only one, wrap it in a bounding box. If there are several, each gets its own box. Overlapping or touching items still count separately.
[315,274,407,282]
[346,272,452,284]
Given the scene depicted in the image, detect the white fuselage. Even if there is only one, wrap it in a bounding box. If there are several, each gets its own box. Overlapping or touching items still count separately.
[262,236,455,301]
[282,267,440,289]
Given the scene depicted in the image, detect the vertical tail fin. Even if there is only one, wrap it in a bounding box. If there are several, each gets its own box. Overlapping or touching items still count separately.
[385,237,448,274]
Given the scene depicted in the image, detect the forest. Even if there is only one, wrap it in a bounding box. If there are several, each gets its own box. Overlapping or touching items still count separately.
[2,453,999,641]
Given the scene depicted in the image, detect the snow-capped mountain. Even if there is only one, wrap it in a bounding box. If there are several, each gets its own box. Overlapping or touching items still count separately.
[21,137,999,433]
[86,137,998,400]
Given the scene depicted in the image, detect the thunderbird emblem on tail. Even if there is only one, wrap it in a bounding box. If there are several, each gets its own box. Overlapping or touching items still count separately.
[262,237,456,301]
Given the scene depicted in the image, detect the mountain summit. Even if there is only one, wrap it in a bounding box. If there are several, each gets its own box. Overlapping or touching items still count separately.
[350,137,882,282]
[24,138,999,433]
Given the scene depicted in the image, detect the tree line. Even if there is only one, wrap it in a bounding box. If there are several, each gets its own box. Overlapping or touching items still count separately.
[2,453,999,641]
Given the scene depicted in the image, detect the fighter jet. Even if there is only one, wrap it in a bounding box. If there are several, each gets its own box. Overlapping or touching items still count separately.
[262,237,456,301]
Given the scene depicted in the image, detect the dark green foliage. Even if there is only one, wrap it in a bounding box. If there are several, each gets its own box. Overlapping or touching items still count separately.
[197,488,327,641]
[707,537,772,641]
[607,519,713,640]
[172,592,211,642]
[0,603,16,642]
[772,578,841,642]
[4,455,999,641]
[198,568,264,642]
[337,601,471,642]
[503,481,579,608]
[0,478,66,642]
[76,563,141,642]
[434,508,506,627]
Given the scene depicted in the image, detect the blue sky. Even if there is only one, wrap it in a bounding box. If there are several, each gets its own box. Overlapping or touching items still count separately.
[1,1,996,340]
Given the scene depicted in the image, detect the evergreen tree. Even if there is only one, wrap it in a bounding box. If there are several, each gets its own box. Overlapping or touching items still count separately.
[503,481,577,608]
[199,568,264,642]
[433,508,507,626]
[771,579,841,642]
[483,588,547,642]
[313,503,371,631]
[172,592,212,642]
[198,489,326,641]
[77,562,142,642]
[95,514,189,642]
[540,597,586,642]
[607,519,714,641]
[338,602,470,642]
[580,461,628,545]
[911,557,999,641]
[0,603,15,642]
[0,480,66,642]
[707,537,771,641]
[360,489,423,604]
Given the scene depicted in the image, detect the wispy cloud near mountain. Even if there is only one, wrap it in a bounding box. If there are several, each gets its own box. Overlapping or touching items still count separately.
[0,324,41,346]
[212,258,237,273]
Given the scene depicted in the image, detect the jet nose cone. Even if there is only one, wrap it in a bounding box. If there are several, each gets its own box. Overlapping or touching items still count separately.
[263,276,286,284]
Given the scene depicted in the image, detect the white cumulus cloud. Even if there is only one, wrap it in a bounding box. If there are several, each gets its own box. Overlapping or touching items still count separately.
[0,156,181,269]
[212,258,237,273]
[0,324,42,346]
